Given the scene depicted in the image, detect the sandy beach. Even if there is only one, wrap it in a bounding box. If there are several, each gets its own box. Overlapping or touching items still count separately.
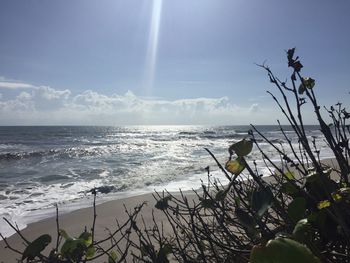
[0,192,180,263]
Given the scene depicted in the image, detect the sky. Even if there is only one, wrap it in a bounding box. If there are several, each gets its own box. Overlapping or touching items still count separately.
[0,0,349,125]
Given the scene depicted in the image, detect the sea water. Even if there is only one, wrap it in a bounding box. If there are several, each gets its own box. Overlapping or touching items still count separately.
[0,125,332,237]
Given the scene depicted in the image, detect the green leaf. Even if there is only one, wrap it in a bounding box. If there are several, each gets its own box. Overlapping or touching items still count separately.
[108,251,118,263]
[250,245,271,263]
[161,243,172,255]
[229,139,253,157]
[22,234,52,260]
[298,77,314,95]
[307,210,326,230]
[86,246,95,259]
[59,229,69,239]
[236,207,255,228]
[155,196,172,210]
[61,238,87,260]
[60,238,74,256]
[283,171,295,180]
[200,198,215,209]
[306,171,319,183]
[251,186,273,217]
[317,200,331,209]
[293,219,313,243]
[215,189,228,201]
[288,197,306,222]
[303,77,315,89]
[250,237,321,263]
[79,231,92,246]
[157,244,172,263]
[281,182,298,196]
[225,157,245,175]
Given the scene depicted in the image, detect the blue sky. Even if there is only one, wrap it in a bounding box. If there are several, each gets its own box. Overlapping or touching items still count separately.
[0,0,349,125]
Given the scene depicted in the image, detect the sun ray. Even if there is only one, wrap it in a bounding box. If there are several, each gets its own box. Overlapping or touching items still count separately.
[144,0,162,96]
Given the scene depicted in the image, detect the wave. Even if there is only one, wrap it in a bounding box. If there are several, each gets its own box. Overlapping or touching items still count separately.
[0,146,116,162]
[0,150,57,161]
[177,130,248,140]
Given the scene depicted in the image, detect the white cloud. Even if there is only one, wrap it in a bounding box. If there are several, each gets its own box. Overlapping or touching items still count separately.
[249,103,259,113]
[0,81,35,89]
[0,79,270,125]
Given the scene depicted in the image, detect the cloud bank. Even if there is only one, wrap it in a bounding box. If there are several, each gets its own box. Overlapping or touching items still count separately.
[0,80,267,125]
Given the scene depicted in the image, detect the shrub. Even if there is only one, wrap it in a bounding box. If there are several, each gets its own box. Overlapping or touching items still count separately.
[135,48,350,263]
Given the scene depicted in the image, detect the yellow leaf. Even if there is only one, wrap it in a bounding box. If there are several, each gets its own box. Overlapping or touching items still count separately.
[225,158,245,175]
[283,171,295,180]
[331,192,342,202]
[317,200,331,210]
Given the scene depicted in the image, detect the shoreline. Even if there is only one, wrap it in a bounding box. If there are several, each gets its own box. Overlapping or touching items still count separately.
[0,168,231,239]
[0,157,340,262]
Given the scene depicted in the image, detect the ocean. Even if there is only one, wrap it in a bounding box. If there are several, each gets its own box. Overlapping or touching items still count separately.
[0,125,332,237]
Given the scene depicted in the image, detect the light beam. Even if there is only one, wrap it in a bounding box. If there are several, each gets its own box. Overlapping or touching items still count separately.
[144,0,162,96]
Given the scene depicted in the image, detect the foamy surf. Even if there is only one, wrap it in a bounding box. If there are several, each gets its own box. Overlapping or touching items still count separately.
[0,125,333,238]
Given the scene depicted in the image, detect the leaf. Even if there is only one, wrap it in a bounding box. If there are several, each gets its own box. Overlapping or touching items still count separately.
[155,196,172,210]
[337,187,350,199]
[225,157,245,175]
[59,229,69,239]
[59,231,93,260]
[251,186,273,217]
[235,207,255,228]
[298,77,315,94]
[22,234,52,260]
[201,198,215,209]
[317,200,331,210]
[161,243,172,255]
[305,171,319,183]
[293,218,313,243]
[156,244,172,263]
[215,189,228,201]
[61,238,87,260]
[108,251,118,263]
[79,232,92,246]
[86,246,95,259]
[308,210,327,230]
[322,167,332,176]
[288,197,306,222]
[292,61,303,72]
[281,182,298,196]
[298,84,306,95]
[287,48,295,60]
[331,192,342,202]
[283,171,295,180]
[229,139,253,157]
[303,77,315,89]
[250,237,320,263]
[60,238,74,256]
[250,245,271,263]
